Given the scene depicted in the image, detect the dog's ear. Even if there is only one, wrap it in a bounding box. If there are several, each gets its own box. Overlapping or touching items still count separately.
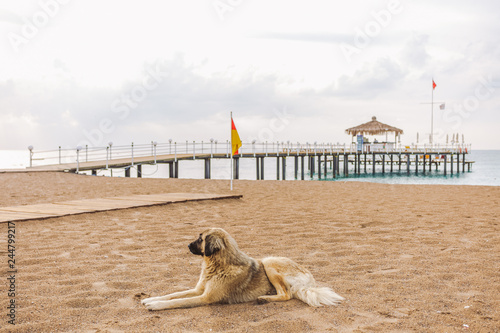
[204,234,224,256]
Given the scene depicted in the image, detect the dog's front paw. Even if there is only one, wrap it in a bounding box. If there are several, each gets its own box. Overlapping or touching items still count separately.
[144,301,165,311]
[141,297,158,305]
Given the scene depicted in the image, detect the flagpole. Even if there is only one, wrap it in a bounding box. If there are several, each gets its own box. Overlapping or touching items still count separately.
[230,111,233,191]
[431,78,434,145]
[421,79,443,145]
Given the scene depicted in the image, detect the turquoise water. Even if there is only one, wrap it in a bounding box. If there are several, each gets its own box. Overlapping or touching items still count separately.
[321,150,500,186]
[182,150,498,186]
[139,150,499,186]
[1,150,499,186]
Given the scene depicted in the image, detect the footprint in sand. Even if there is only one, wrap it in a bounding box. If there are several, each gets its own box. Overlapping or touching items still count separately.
[113,264,129,272]
[399,254,414,259]
[92,281,108,291]
[66,297,107,309]
[111,250,138,259]
[341,310,399,332]
[118,297,135,307]
[58,251,71,258]
[367,268,400,274]
[116,221,137,231]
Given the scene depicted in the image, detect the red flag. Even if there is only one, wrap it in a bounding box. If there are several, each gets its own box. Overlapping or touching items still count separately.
[432,80,436,90]
[231,117,242,156]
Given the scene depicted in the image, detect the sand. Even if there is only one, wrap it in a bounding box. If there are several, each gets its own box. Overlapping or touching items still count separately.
[0,172,498,332]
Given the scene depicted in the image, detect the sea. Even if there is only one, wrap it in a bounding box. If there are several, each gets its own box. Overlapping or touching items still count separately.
[1,150,499,186]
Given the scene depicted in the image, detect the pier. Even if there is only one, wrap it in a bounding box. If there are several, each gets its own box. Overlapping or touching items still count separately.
[27,141,474,180]
[0,193,242,223]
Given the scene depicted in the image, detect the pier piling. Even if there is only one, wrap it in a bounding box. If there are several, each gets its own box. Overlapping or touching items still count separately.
[276,156,280,180]
[318,156,322,179]
[204,158,211,179]
[332,155,336,178]
[444,155,447,175]
[234,157,240,180]
[301,156,305,180]
[168,162,173,178]
[324,154,327,178]
[344,153,349,176]
[256,158,260,180]
[372,152,376,175]
[282,156,287,180]
[260,157,265,180]
[294,156,298,179]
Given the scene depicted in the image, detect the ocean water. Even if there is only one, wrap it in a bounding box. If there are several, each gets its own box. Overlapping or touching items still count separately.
[1,150,499,186]
[323,150,500,186]
[0,150,30,169]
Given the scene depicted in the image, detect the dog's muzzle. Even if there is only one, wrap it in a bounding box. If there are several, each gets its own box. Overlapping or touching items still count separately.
[188,241,203,256]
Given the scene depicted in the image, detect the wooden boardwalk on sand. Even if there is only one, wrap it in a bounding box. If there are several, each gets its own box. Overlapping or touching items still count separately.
[0,193,242,223]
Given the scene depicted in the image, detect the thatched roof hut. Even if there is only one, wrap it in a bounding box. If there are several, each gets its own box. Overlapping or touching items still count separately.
[345,116,403,137]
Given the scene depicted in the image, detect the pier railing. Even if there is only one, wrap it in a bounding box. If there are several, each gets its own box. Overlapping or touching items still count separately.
[27,141,472,168]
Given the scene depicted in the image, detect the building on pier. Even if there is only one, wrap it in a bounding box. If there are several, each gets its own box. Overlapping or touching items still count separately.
[346,116,404,152]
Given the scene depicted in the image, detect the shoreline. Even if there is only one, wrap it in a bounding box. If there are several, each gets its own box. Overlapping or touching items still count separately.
[0,173,498,332]
[1,149,499,186]
[0,171,498,207]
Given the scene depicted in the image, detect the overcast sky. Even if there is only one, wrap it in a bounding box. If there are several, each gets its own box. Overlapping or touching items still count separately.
[1,0,499,150]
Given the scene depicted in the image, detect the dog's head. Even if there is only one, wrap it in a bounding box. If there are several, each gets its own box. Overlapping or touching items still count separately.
[188,228,229,257]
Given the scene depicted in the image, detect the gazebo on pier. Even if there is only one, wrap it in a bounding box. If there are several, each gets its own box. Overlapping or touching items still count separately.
[346,116,404,152]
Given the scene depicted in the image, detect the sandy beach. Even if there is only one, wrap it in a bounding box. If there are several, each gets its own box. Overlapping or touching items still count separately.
[0,172,498,332]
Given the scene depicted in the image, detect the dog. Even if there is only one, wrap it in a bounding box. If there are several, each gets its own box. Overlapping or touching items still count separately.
[141,228,344,310]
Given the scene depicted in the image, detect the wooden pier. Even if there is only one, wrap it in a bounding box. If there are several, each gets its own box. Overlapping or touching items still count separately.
[0,193,242,223]
[26,141,474,180]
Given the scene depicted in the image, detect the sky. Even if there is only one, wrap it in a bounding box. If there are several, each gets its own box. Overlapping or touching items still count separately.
[1,0,499,151]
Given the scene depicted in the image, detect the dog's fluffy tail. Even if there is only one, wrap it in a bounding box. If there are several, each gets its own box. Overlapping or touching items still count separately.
[293,286,345,307]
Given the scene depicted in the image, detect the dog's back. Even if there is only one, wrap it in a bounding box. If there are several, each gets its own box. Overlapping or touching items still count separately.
[199,229,275,304]
[224,259,275,304]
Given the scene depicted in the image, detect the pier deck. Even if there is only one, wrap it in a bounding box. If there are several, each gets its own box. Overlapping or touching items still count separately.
[24,142,474,180]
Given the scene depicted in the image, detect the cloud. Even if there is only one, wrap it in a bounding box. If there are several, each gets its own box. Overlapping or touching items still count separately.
[250,31,351,44]
[400,33,429,68]
[326,57,407,98]
[1,2,499,150]
[0,9,22,25]
[0,56,298,149]
[115,57,288,124]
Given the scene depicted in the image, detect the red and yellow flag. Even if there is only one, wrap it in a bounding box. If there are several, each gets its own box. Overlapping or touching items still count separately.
[231,117,242,156]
